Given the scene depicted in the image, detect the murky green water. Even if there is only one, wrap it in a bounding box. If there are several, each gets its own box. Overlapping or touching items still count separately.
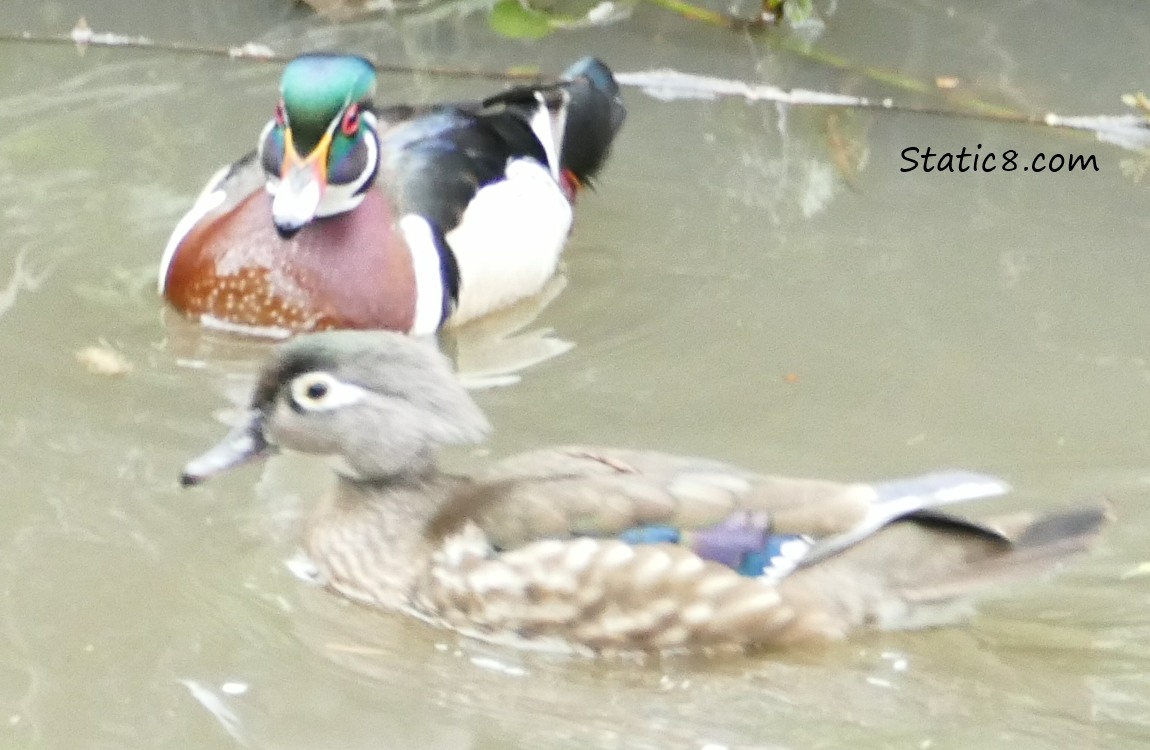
[1,1,1149,747]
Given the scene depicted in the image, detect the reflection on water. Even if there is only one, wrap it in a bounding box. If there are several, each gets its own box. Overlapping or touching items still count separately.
[0,1,1149,747]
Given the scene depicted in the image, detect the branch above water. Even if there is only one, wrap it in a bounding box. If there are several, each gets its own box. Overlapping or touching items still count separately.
[3,19,1149,153]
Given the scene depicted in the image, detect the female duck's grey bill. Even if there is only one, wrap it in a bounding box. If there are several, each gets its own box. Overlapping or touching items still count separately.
[180,412,272,487]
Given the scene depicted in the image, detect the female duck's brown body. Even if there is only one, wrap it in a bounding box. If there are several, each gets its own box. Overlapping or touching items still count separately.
[182,331,1110,654]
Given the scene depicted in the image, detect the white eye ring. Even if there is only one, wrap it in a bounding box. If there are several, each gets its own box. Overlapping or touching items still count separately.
[289,371,368,412]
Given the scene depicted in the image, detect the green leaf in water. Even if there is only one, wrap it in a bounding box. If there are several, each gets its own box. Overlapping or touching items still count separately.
[785,0,813,22]
[489,0,554,39]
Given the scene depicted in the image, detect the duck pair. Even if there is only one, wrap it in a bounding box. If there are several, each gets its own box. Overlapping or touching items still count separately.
[173,55,1109,654]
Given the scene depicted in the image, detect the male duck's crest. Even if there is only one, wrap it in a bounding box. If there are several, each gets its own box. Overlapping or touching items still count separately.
[182,331,1111,654]
[259,54,380,236]
[160,55,626,337]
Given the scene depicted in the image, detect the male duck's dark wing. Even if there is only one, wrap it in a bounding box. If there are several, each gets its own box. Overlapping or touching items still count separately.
[205,150,266,210]
[377,105,548,233]
[376,58,624,233]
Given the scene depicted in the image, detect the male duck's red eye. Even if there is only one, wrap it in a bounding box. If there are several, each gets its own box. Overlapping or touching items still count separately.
[340,104,360,136]
[274,100,287,126]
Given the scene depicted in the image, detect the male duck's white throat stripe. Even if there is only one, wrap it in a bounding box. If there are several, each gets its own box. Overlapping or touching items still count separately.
[315,112,380,219]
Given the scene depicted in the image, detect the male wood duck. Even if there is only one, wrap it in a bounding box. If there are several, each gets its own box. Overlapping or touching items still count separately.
[159,54,625,337]
[181,331,1110,654]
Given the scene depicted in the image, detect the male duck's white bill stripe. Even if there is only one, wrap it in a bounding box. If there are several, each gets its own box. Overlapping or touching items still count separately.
[444,157,572,326]
[400,214,448,336]
[157,164,230,294]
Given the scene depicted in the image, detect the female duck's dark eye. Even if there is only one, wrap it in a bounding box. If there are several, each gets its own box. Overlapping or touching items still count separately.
[306,382,328,400]
[340,104,360,137]
[275,100,287,126]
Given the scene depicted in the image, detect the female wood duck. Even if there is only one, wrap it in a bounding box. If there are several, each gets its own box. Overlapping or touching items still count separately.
[159,54,626,337]
[181,331,1110,654]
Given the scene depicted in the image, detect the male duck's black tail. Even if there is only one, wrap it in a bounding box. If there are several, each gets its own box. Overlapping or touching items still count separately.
[558,57,626,185]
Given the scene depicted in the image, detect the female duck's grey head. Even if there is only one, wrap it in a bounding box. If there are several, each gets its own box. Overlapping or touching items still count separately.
[182,331,491,485]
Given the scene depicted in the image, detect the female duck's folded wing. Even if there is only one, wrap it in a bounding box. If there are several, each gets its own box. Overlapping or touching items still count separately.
[873,503,1111,603]
[778,502,1111,634]
[443,446,1009,549]
[420,499,1110,649]
[420,532,805,650]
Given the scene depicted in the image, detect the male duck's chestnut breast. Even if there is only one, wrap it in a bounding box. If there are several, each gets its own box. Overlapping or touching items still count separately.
[163,190,416,334]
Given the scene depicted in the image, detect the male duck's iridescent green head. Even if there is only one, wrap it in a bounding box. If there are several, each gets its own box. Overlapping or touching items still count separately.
[258,53,381,238]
